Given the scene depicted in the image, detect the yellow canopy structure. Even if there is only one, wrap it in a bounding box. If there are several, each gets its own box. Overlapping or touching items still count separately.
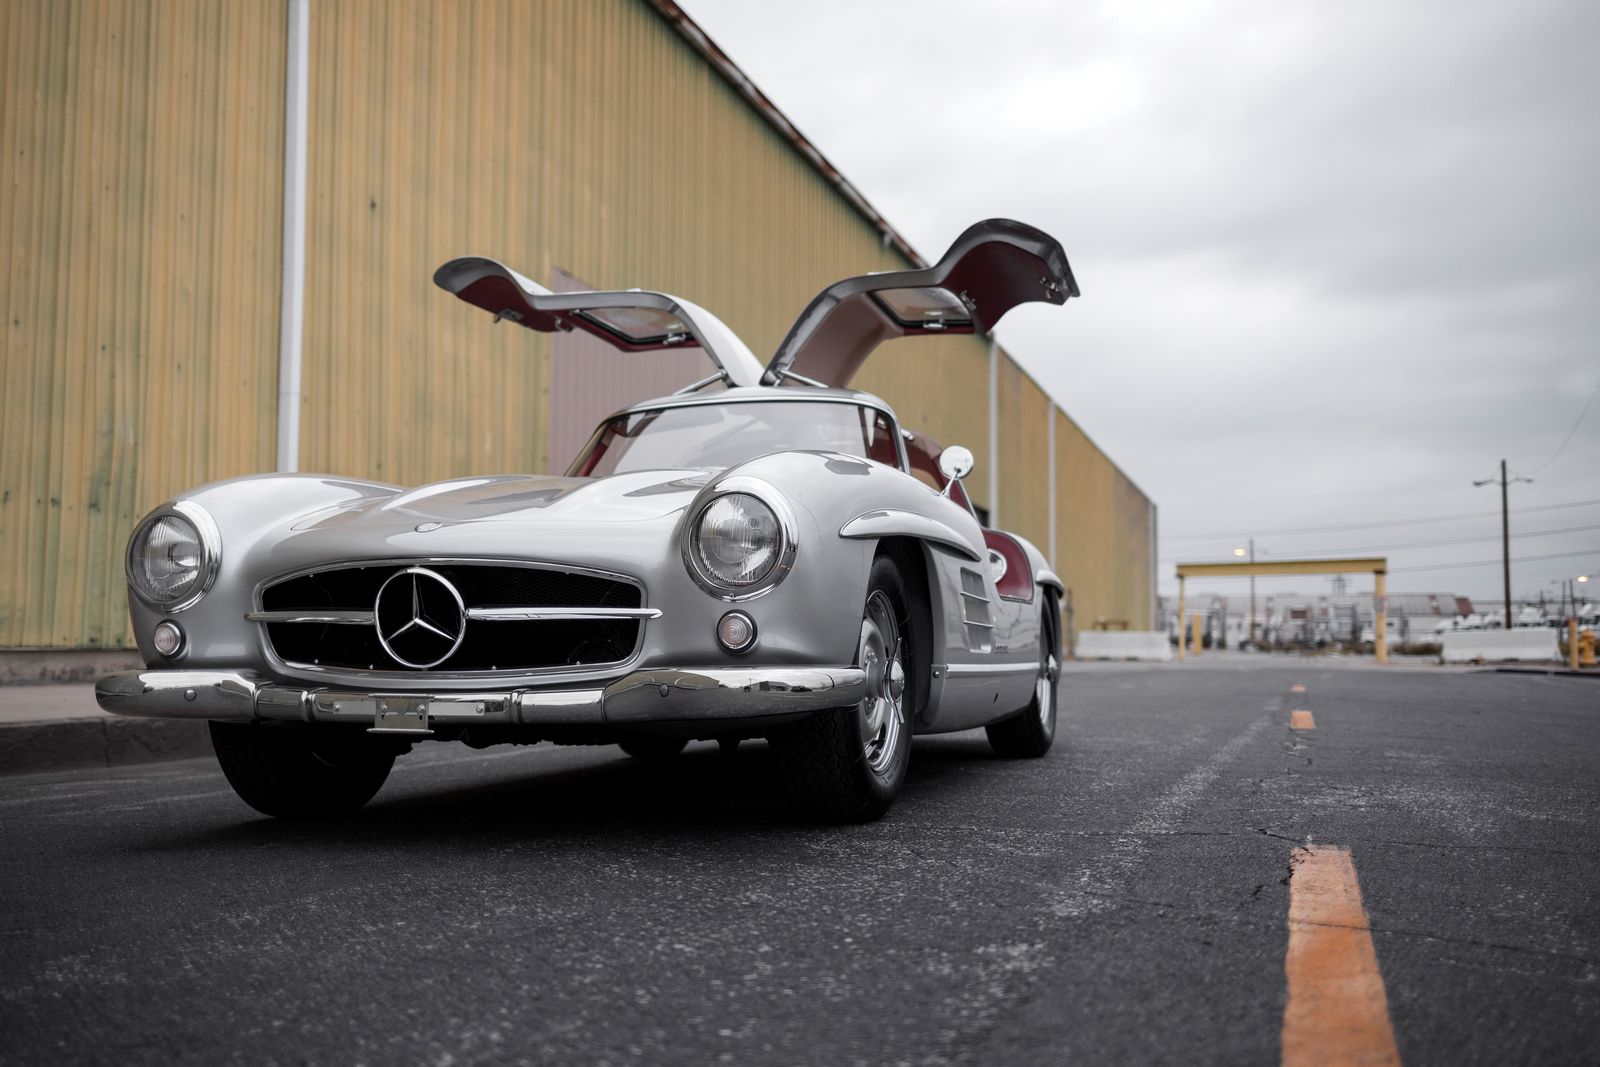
[1173,557,1390,662]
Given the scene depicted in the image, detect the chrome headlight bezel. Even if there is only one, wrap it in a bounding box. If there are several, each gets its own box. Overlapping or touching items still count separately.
[124,500,222,613]
[681,477,798,602]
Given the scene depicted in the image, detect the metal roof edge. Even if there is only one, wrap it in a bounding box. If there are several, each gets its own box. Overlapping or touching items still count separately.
[643,0,927,269]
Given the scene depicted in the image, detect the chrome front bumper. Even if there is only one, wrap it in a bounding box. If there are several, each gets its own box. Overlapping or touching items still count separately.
[94,667,866,728]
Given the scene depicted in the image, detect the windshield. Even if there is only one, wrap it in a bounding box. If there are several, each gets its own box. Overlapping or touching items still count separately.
[570,401,901,477]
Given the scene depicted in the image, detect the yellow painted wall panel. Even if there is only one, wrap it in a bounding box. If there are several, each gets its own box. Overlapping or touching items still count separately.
[1053,406,1153,630]
[852,334,993,508]
[996,355,1051,551]
[1,0,284,647]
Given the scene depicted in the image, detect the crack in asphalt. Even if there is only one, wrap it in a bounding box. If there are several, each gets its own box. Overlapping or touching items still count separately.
[1292,918,1598,967]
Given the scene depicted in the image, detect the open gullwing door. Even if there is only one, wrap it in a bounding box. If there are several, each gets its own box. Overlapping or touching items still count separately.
[763,218,1078,388]
[434,257,766,388]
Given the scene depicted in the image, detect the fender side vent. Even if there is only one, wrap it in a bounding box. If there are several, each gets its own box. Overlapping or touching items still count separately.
[958,567,995,653]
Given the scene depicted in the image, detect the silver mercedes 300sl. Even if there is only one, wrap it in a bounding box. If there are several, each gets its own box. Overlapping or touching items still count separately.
[98,218,1080,822]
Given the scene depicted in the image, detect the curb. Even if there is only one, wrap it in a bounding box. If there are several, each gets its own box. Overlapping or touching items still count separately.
[1478,665,1600,679]
[0,717,212,777]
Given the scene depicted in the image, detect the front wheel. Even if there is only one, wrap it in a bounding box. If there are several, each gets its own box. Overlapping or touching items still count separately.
[769,555,915,822]
[985,596,1060,758]
[209,722,396,818]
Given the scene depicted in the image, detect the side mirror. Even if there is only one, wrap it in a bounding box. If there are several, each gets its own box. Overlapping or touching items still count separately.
[938,445,975,496]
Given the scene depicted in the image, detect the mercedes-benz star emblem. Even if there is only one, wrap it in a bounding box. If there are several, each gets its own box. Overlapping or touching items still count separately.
[374,566,467,669]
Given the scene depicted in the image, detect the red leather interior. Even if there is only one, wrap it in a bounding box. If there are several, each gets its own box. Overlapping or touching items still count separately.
[867,430,899,469]
[983,530,1034,602]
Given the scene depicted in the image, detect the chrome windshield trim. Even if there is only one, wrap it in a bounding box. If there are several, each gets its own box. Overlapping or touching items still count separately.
[466,607,663,622]
[246,610,376,625]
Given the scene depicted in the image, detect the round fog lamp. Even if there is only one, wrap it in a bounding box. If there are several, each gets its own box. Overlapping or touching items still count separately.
[152,620,185,658]
[716,611,757,654]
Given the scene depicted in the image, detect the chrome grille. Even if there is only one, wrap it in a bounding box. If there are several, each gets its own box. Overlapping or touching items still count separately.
[254,561,648,673]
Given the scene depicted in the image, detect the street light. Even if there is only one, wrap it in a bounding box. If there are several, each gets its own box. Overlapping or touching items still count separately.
[1556,575,1592,619]
[1234,540,1256,647]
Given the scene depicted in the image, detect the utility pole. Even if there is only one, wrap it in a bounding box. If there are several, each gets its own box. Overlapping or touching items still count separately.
[1500,460,1510,627]
[1474,459,1531,630]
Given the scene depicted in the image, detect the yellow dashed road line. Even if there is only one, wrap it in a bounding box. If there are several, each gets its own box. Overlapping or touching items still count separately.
[1282,847,1401,1067]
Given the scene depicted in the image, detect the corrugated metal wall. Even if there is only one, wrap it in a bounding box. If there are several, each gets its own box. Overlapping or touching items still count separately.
[995,355,1052,552]
[1054,407,1153,628]
[2,0,1155,649]
[852,337,994,510]
[0,0,285,648]
[298,0,909,483]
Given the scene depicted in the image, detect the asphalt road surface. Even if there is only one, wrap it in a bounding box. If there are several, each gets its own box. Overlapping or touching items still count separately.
[2,664,1596,1065]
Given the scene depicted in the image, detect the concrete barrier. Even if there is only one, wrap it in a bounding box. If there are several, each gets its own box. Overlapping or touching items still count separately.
[1440,629,1560,664]
[1074,631,1173,662]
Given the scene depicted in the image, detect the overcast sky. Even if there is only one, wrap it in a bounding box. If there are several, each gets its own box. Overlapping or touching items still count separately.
[687,0,1599,610]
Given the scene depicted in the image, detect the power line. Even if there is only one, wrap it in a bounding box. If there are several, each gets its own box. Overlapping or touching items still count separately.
[1390,550,1598,574]
[1157,522,1600,562]
[1518,375,1600,476]
[1160,498,1600,542]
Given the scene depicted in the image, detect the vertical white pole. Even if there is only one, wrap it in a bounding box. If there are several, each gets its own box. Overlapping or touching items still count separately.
[987,340,999,528]
[1046,401,1057,565]
[276,0,310,472]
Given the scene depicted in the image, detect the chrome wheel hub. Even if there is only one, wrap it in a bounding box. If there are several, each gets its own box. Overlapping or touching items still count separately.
[858,590,905,774]
[1037,650,1058,727]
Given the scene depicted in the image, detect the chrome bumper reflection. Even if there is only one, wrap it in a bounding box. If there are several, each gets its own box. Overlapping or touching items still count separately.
[94,666,866,726]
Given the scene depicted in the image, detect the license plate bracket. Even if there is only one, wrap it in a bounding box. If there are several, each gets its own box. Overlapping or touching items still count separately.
[369,696,433,735]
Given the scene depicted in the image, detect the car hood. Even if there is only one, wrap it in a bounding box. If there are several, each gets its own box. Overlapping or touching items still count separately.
[290,470,716,533]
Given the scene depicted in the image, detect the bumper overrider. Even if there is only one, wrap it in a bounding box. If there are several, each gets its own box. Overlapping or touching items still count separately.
[94,667,866,731]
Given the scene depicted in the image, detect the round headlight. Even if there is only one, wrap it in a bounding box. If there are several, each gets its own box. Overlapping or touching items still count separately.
[694,494,781,587]
[126,504,218,610]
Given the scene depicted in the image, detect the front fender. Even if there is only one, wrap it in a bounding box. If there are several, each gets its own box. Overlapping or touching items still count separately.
[125,475,401,662]
[692,450,988,668]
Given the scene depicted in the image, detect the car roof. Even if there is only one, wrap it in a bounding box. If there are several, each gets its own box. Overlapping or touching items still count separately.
[609,384,899,422]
